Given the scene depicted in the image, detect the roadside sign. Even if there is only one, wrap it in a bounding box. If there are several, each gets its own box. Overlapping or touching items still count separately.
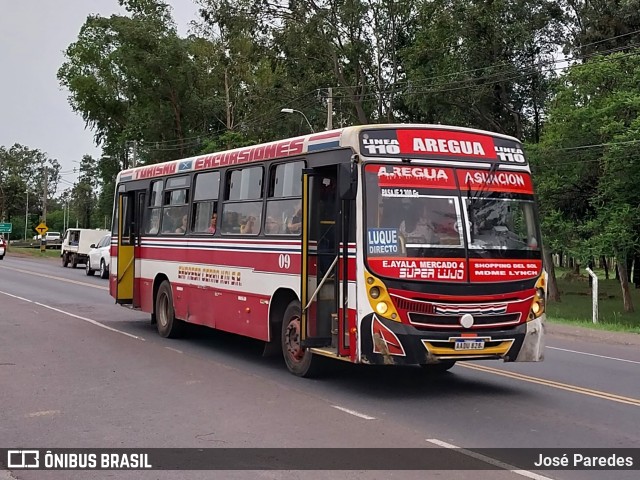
[35,223,49,236]
[0,222,12,233]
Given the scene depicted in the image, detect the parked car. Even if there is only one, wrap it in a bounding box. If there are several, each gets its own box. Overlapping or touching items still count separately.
[45,231,61,243]
[85,234,111,278]
[0,236,6,260]
[33,232,62,243]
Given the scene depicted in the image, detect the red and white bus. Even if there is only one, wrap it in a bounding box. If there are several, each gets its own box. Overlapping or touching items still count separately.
[111,124,545,376]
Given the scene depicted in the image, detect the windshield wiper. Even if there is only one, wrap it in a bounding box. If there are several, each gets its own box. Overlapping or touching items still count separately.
[467,162,499,244]
[469,162,499,206]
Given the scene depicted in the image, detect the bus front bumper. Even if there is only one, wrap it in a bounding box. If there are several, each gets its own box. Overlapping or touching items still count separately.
[359,313,544,366]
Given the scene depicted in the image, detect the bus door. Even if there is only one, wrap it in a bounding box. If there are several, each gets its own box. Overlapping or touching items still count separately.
[115,187,144,306]
[300,166,341,351]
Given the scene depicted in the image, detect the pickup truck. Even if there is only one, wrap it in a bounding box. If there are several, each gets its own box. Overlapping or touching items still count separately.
[61,228,111,268]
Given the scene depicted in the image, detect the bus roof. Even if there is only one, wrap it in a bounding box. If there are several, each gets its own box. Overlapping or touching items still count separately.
[117,124,523,183]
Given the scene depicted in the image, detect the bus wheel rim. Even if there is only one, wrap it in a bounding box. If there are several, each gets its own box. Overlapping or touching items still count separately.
[285,316,304,362]
[158,293,169,327]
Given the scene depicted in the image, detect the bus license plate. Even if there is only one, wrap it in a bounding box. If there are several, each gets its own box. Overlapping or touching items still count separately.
[454,339,485,351]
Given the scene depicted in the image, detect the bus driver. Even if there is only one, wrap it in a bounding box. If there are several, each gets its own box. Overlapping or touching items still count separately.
[399,204,438,244]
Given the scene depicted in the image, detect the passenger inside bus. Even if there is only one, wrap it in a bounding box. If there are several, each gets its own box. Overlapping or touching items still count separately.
[241,213,258,234]
[147,212,160,234]
[400,204,438,244]
[207,212,217,234]
[265,216,280,234]
[286,203,302,234]
[175,214,188,234]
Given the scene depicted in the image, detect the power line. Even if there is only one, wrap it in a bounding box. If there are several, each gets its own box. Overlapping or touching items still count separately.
[326,38,640,94]
[546,139,640,152]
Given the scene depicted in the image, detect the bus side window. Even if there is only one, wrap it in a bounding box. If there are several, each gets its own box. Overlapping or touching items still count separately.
[221,166,263,235]
[193,171,220,233]
[266,161,304,236]
[144,180,163,235]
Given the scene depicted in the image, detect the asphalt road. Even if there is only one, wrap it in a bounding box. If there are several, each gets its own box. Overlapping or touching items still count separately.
[1,254,639,480]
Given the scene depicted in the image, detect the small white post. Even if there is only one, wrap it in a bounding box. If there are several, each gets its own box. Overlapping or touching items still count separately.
[585,267,598,323]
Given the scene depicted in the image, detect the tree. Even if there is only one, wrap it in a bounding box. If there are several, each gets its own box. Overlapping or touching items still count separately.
[400,0,564,141]
[536,52,640,313]
[58,0,219,165]
[71,155,99,228]
[564,0,640,57]
[0,144,60,226]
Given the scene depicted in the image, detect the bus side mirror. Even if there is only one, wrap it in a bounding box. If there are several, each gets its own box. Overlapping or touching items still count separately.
[339,156,358,200]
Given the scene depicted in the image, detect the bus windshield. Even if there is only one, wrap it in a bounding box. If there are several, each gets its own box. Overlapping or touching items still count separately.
[364,163,541,282]
[466,197,539,250]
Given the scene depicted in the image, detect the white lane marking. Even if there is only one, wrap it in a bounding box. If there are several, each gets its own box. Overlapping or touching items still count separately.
[26,410,61,418]
[548,346,640,365]
[0,291,34,303]
[165,347,183,354]
[426,439,554,480]
[0,265,108,290]
[0,290,144,341]
[32,301,145,341]
[331,405,376,420]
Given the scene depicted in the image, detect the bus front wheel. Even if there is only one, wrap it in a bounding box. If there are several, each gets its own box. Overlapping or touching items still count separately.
[281,301,321,377]
[155,280,184,338]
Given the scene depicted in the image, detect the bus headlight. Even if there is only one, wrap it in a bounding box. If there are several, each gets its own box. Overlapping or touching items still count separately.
[376,302,389,315]
[369,286,381,299]
[532,300,542,315]
[530,284,546,320]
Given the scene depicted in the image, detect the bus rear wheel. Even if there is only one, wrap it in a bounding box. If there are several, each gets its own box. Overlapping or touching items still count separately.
[155,280,184,338]
[281,301,321,377]
[420,360,456,373]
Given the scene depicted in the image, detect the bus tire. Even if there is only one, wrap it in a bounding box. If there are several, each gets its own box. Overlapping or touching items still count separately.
[420,360,456,373]
[99,260,108,279]
[155,280,184,338]
[281,300,322,377]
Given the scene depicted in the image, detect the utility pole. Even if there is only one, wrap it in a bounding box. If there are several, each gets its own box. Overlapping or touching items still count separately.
[24,190,28,241]
[326,87,333,130]
[42,167,47,224]
[41,168,48,252]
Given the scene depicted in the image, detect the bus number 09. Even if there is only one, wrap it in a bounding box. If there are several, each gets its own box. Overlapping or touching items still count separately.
[278,254,291,269]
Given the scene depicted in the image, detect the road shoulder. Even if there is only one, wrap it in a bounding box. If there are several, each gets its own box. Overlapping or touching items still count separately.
[547,321,640,346]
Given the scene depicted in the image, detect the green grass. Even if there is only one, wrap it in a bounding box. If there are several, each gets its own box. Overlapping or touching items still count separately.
[547,268,640,333]
[7,246,61,259]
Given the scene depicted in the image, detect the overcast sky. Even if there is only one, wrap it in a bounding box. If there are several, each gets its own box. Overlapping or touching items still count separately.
[0,0,198,187]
